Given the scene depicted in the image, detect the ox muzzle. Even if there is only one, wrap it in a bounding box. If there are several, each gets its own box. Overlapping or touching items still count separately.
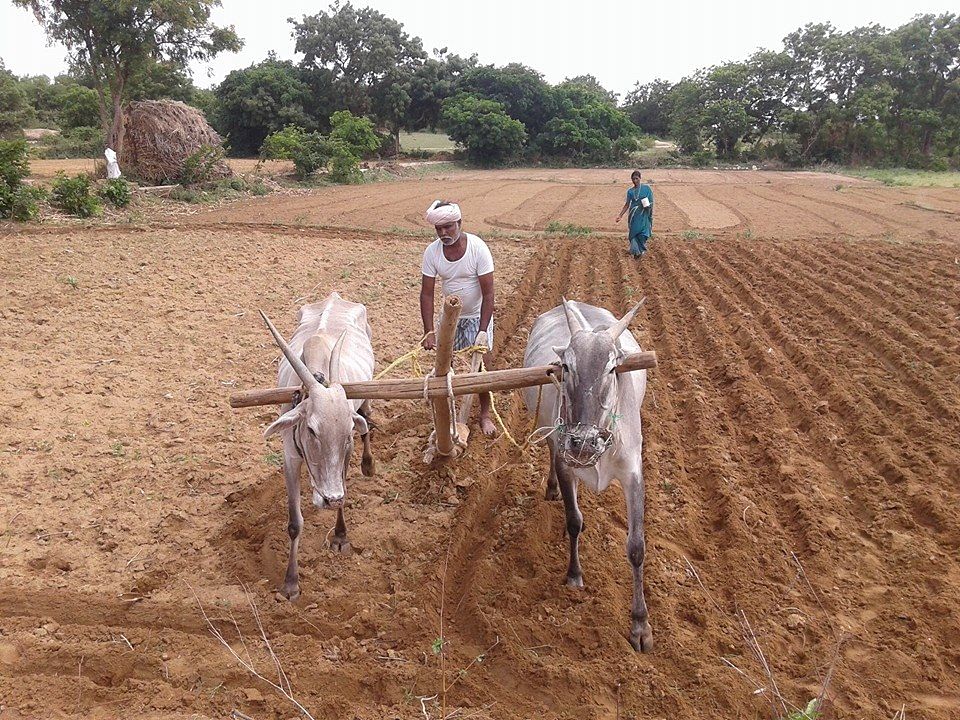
[556,422,613,468]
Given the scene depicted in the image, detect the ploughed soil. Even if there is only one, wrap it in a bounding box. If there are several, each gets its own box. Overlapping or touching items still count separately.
[1,168,959,719]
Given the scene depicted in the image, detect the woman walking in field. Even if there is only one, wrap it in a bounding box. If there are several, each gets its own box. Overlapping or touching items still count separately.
[616,170,654,258]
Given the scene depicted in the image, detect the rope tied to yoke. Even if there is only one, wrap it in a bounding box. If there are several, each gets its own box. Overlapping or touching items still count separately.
[376,336,561,457]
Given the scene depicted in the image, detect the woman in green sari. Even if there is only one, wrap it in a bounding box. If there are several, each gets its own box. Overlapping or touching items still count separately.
[616,170,654,258]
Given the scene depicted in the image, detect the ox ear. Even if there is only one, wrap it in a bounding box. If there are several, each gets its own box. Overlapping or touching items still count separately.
[352,412,369,436]
[264,406,301,439]
[552,345,567,359]
[607,297,646,341]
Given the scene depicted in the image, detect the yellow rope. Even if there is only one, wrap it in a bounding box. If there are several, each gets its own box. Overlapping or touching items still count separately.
[374,337,539,455]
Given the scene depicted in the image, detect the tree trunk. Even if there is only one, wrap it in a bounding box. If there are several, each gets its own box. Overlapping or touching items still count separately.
[109,93,125,157]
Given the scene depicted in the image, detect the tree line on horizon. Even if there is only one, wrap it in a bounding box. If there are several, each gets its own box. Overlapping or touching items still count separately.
[1,1,957,169]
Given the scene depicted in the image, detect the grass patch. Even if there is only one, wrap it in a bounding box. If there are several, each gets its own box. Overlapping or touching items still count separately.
[399,131,456,152]
[842,168,960,187]
[546,221,592,237]
[263,452,283,467]
[681,230,703,240]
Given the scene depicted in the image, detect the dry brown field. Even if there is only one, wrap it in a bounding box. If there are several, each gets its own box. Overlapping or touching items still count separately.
[2,167,959,720]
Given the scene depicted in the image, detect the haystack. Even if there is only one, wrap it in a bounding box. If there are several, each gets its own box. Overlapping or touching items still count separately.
[120,100,231,185]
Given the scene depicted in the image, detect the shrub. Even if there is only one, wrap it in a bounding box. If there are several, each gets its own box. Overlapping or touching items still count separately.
[7,185,45,221]
[51,173,102,217]
[250,180,269,195]
[0,138,30,190]
[260,125,333,179]
[328,142,363,184]
[180,144,228,187]
[36,126,105,159]
[0,139,38,221]
[691,149,715,167]
[169,187,202,203]
[441,94,526,166]
[99,178,132,207]
[329,110,381,158]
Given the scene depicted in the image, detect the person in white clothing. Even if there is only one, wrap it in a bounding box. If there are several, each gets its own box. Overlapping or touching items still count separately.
[420,200,497,436]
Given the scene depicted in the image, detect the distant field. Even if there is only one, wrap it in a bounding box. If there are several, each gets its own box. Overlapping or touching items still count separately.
[398,130,456,151]
[846,168,960,187]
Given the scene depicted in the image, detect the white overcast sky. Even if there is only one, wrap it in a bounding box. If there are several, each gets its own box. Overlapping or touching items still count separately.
[1,1,953,96]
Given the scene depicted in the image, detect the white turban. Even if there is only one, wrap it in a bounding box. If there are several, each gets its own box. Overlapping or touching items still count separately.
[425,200,462,226]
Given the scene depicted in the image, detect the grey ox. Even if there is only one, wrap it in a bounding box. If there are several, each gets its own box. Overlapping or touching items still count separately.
[260,292,376,600]
[522,298,652,652]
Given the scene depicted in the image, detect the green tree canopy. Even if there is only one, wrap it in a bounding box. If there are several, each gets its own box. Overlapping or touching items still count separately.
[441,93,526,165]
[291,1,425,117]
[214,57,315,155]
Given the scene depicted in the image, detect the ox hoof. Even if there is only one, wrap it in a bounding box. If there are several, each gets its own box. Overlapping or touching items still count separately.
[545,484,560,501]
[361,456,376,477]
[630,623,654,653]
[282,583,300,601]
[565,575,584,589]
[330,536,352,555]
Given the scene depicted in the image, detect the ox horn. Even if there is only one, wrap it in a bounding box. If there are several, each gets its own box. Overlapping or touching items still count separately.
[561,297,585,334]
[607,297,647,341]
[259,310,322,393]
[328,329,348,383]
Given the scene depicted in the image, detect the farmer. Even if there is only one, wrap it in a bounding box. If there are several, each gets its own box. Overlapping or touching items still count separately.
[616,170,654,258]
[420,200,497,437]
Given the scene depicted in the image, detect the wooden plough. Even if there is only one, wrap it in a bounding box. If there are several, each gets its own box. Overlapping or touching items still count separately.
[230,296,658,465]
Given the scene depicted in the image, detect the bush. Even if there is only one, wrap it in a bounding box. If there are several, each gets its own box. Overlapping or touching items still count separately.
[0,139,37,220]
[691,149,715,167]
[260,125,331,179]
[250,180,269,195]
[36,126,105,159]
[51,173,102,217]
[169,186,201,203]
[0,138,30,190]
[329,110,381,158]
[328,142,363,184]
[180,145,227,187]
[99,178,132,207]
[7,185,45,221]
[441,94,527,166]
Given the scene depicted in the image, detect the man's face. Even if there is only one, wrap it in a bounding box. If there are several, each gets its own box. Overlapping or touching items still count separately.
[435,220,461,245]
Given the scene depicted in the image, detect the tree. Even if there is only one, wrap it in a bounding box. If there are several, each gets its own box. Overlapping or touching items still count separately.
[58,84,100,130]
[291,1,425,117]
[0,62,33,136]
[371,67,412,155]
[457,64,556,137]
[214,57,315,155]
[441,94,526,165]
[536,98,638,162]
[14,0,242,154]
[406,51,477,131]
[329,110,381,157]
[555,75,619,106]
[623,79,672,136]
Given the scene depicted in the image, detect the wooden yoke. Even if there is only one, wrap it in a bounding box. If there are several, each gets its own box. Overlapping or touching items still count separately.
[228,351,658,408]
[430,296,462,460]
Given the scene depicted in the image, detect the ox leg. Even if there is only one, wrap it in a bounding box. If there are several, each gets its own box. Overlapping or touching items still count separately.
[359,401,376,477]
[545,446,560,501]
[330,506,352,555]
[624,470,653,652]
[556,459,584,588]
[281,450,304,600]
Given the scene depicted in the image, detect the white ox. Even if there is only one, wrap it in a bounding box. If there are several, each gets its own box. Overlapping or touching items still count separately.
[522,298,652,652]
[260,292,376,599]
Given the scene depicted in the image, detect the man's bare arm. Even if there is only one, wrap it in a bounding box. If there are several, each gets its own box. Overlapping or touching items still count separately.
[478,272,494,333]
[420,274,437,349]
